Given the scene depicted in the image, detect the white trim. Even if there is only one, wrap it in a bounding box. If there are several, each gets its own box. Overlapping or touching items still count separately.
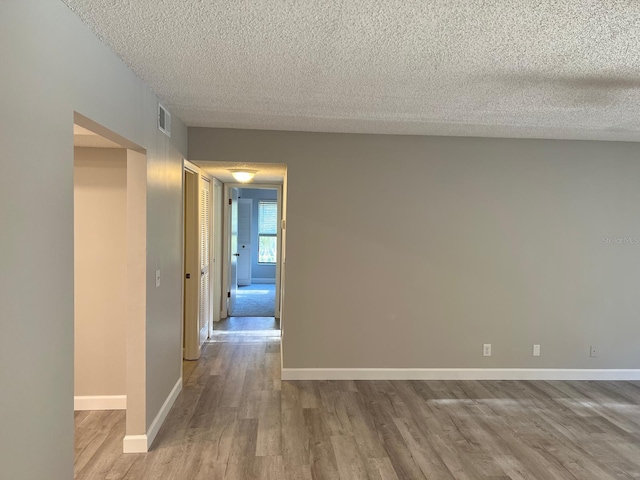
[251,278,276,284]
[74,395,126,411]
[147,377,182,449]
[212,180,223,331]
[281,368,640,381]
[122,377,182,453]
[184,159,201,174]
[122,435,148,454]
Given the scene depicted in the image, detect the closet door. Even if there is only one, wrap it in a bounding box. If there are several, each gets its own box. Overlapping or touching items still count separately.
[199,177,211,346]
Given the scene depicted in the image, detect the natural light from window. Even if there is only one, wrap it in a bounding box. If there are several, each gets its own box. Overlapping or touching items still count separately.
[258,200,277,264]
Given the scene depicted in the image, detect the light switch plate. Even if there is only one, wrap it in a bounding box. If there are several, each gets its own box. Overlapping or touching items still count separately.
[156,269,161,288]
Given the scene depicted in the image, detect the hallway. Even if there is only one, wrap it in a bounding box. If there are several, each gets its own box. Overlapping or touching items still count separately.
[76,336,640,479]
[76,336,283,479]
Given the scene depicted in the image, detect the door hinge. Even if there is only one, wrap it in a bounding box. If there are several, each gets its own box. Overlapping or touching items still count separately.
[227,291,231,298]
[228,198,232,205]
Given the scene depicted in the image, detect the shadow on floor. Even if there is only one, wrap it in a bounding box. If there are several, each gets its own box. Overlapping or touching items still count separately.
[214,316,280,331]
[209,316,281,343]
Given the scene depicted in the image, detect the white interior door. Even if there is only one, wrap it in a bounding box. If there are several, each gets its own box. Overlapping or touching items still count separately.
[228,188,238,315]
[237,198,252,286]
[199,177,211,345]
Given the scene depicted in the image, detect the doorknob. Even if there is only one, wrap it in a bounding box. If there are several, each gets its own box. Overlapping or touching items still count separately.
[233,253,240,256]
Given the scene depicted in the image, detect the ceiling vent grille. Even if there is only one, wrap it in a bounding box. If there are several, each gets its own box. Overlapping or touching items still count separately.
[158,103,171,137]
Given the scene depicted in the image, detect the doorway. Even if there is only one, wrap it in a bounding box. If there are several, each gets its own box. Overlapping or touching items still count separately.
[182,161,221,379]
[214,185,282,338]
[72,114,147,456]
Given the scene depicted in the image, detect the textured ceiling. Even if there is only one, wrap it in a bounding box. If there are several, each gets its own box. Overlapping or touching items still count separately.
[63,1,640,141]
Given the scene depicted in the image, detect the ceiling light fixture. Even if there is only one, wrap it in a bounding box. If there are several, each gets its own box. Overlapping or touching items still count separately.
[229,169,257,183]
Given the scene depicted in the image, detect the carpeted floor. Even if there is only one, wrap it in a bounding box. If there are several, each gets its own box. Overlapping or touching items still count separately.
[230,283,275,317]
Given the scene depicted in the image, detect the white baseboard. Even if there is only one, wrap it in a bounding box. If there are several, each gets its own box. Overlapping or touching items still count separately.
[281,368,640,381]
[122,377,182,453]
[251,278,276,284]
[146,376,182,450]
[122,435,147,454]
[74,395,126,411]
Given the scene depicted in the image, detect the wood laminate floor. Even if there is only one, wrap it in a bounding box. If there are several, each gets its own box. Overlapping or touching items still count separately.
[76,336,640,479]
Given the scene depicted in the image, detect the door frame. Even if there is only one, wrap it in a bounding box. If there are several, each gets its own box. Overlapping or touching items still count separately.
[181,160,215,360]
[210,179,223,336]
[72,113,148,452]
[182,160,201,360]
[222,183,283,319]
[199,175,212,347]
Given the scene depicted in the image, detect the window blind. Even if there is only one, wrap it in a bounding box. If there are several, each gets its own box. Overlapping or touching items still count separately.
[258,201,277,235]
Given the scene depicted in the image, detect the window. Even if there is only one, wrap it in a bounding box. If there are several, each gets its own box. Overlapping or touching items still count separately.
[258,200,277,263]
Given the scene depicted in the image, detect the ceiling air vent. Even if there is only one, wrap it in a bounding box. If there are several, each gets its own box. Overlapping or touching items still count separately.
[158,103,171,137]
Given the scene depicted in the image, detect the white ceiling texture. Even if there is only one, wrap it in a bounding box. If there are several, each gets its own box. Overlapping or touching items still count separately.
[63,1,640,141]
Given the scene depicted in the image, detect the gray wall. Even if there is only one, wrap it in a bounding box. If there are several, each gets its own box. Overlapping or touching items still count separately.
[239,188,278,282]
[190,128,640,370]
[0,2,186,478]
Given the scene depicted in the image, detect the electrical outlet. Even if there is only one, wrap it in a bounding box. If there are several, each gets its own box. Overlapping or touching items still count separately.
[483,344,492,357]
[533,344,541,357]
[156,269,161,288]
[590,345,598,358]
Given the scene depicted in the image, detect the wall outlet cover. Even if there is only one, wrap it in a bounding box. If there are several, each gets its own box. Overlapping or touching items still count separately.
[533,344,541,357]
[483,344,492,357]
